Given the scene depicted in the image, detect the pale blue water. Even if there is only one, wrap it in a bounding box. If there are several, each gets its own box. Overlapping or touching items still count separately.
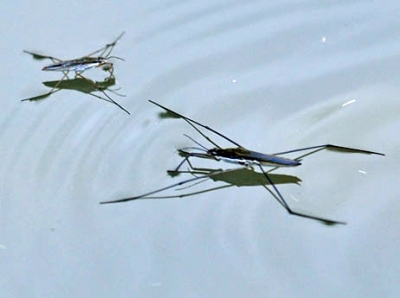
[1,1,399,297]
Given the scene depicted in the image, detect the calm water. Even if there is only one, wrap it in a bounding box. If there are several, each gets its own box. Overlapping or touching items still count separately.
[1,1,399,297]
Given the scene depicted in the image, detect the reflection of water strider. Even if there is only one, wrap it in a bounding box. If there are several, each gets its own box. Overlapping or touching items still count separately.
[22,32,129,114]
[101,100,385,226]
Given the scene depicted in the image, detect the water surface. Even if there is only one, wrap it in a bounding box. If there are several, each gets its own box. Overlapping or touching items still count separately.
[1,1,399,297]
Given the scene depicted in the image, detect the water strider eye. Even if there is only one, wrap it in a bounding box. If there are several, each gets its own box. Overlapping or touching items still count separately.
[208,149,218,156]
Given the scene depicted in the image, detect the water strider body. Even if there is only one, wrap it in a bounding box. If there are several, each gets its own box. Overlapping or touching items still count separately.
[42,56,116,74]
[23,32,129,114]
[101,100,385,225]
[184,146,302,168]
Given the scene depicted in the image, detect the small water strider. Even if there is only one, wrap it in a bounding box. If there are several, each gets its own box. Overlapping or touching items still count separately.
[23,32,129,114]
[101,100,385,225]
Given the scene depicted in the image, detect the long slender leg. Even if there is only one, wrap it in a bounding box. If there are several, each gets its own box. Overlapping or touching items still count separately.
[84,32,125,58]
[138,184,232,200]
[171,155,192,173]
[21,71,70,101]
[258,165,346,225]
[168,149,220,175]
[100,174,212,204]
[183,120,222,149]
[23,50,62,63]
[24,50,71,84]
[23,51,69,101]
[149,100,243,147]
[273,144,384,157]
[75,73,130,115]
[102,166,269,204]
[148,101,385,158]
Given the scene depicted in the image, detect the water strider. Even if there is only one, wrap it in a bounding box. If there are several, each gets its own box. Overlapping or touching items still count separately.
[23,32,129,114]
[101,100,385,225]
